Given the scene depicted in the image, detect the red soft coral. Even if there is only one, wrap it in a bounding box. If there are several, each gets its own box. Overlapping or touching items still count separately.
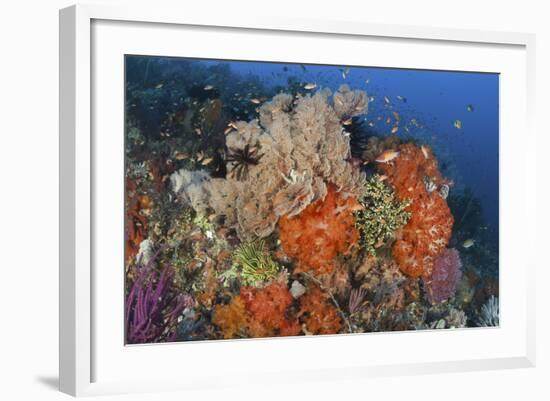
[125,177,150,264]
[298,286,342,335]
[240,281,301,338]
[278,183,360,274]
[378,144,454,278]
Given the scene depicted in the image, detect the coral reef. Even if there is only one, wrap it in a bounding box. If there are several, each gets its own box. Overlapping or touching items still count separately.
[124,56,499,342]
[278,184,361,274]
[354,175,411,256]
[378,143,454,278]
[423,248,462,304]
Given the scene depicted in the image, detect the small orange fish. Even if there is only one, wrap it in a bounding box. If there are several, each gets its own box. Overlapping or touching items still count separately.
[391,126,399,134]
[375,149,400,163]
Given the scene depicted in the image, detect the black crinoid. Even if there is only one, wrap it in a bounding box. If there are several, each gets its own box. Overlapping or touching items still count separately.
[225,144,264,181]
[347,117,376,158]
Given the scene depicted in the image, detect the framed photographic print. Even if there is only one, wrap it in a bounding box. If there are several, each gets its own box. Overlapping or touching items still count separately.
[59,3,536,396]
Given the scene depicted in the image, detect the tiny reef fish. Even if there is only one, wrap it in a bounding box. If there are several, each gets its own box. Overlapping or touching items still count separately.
[375,149,400,163]
[391,126,399,134]
[467,104,475,112]
[250,98,261,104]
[462,239,475,249]
[304,83,317,90]
[203,84,214,90]
[453,119,463,129]
[421,145,430,159]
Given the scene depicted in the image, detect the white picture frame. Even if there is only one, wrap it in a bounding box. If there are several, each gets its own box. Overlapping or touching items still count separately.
[59,3,536,397]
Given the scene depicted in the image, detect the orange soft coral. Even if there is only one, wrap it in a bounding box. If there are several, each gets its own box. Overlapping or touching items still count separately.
[278,183,360,274]
[298,286,342,335]
[240,281,301,338]
[378,143,453,278]
[212,296,249,339]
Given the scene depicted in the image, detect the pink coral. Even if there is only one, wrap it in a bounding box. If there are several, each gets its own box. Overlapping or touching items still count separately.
[423,248,462,304]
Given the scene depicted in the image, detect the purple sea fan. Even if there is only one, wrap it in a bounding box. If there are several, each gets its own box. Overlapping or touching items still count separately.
[126,265,193,344]
[423,248,462,304]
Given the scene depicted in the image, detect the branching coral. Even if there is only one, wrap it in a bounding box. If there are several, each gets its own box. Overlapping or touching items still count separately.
[354,175,411,256]
[278,183,361,274]
[298,286,342,335]
[423,248,462,304]
[171,85,369,241]
[377,143,454,278]
[126,265,193,344]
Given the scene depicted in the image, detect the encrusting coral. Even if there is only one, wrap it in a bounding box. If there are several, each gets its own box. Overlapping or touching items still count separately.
[377,143,454,278]
[171,85,369,241]
[278,184,361,274]
[354,175,411,256]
